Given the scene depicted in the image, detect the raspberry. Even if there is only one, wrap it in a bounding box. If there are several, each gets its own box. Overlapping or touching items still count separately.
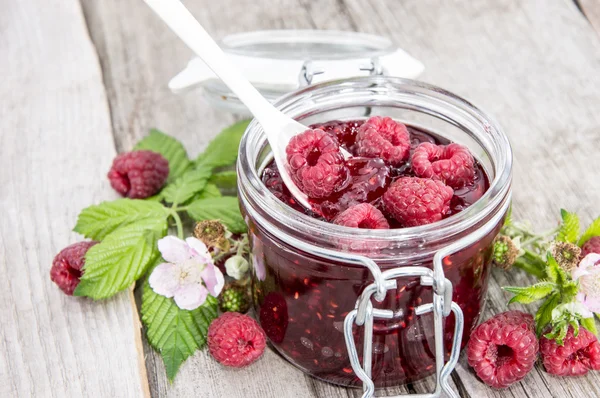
[467,311,538,389]
[355,116,410,166]
[582,236,600,257]
[540,326,600,376]
[333,203,389,229]
[286,129,347,199]
[411,142,475,188]
[50,241,98,295]
[107,150,169,199]
[208,312,266,368]
[382,177,453,227]
[219,284,250,313]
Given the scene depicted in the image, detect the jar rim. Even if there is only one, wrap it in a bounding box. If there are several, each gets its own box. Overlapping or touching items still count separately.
[238,77,512,253]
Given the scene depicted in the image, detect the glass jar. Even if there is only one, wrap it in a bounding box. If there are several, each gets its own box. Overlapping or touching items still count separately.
[237,77,512,393]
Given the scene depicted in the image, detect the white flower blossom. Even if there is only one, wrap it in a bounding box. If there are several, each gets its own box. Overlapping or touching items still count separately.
[149,236,224,310]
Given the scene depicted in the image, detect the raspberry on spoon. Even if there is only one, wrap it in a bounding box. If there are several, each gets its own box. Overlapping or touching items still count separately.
[383,177,453,227]
[411,142,475,188]
[355,116,410,166]
[286,129,347,199]
[467,311,538,389]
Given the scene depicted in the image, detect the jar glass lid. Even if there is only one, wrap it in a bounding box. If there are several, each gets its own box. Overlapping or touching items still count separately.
[221,30,395,60]
[169,30,424,114]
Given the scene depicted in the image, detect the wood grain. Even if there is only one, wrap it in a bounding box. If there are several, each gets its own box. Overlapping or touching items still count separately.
[0,0,148,396]
[9,0,599,396]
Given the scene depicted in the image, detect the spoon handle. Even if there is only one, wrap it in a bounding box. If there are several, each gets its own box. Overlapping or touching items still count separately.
[144,0,280,129]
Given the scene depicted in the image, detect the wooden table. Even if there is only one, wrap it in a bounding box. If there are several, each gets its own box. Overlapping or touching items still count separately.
[2,0,600,396]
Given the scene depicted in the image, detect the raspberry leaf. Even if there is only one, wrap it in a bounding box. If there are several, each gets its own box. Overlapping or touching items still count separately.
[503,281,556,304]
[74,220,166,299]
[195,120,250,169]
[74,199,170,240]
[134,129,192,183]
[189,183,222,203]
[161,165,213,206]
[556,209,580,244]
[579,216,600,246]
[561,281,579,302]
[535,293,560,335]
[209,170,237,195]
[141,273,218,381]
[186,196,246,233]
[546,253,568,284]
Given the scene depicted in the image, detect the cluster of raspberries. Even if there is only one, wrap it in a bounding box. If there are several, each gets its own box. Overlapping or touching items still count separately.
[285,116,475,228]
[467,311,600,389]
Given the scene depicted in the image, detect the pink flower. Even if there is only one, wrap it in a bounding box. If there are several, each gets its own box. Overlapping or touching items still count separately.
[149,236,224,310]
[572,253,600,314]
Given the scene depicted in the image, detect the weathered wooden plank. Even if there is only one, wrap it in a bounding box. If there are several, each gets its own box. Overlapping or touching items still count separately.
[81,0,600,397]
[579,0,600,34]
[0,0,148,396]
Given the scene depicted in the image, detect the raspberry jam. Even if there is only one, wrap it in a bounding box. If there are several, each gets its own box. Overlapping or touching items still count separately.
[250,120,496,387]
[239,77,512,390]
[262,120,489,224]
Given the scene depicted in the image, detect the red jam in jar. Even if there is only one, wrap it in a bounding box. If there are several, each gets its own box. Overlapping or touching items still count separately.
[238,77,512,389]
[262,120,489,224]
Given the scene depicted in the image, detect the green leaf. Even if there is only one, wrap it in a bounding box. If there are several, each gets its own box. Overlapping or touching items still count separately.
[561,281,579,301]
[195,120,250,169]
[545,321,570,345]
[579,216,600,246]
[74,220,166,299]
[187,196,246,233]
[582,317,598,336]
[162,165,213,205]
[535,293,560,335]
[503,281,556,304]
[209,170,237,194]
[74,199,170,240]
[134,129,192,182]
[197,183,222,199]
[546,253,568,285]
[141,278,218,381]
[557,209,580,244]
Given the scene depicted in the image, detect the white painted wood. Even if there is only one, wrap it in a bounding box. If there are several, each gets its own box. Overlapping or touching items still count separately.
[5,0,599,396]
[0,0,148,396]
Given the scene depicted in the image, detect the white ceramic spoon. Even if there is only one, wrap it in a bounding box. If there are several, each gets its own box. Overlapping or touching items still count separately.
[144,0,350,210]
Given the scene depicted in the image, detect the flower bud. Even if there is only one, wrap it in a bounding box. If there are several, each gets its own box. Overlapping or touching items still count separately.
[225,255,249,280]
